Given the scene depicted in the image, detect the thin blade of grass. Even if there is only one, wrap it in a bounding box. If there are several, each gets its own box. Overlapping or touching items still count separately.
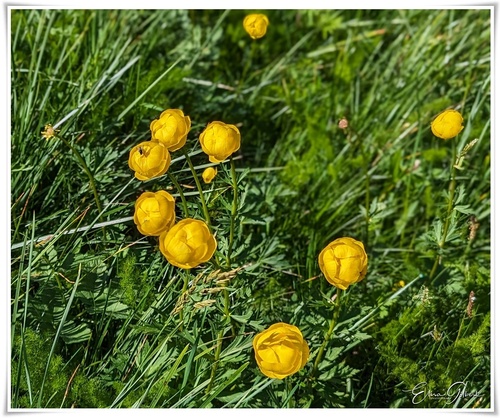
[117,57,183,121]
[37,264,83,407]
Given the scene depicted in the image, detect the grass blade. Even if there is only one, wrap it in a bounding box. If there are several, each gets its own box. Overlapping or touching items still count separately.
[37,264,83,407]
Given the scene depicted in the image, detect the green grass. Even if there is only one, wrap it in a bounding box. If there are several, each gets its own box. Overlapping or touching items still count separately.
[11,9,491,408]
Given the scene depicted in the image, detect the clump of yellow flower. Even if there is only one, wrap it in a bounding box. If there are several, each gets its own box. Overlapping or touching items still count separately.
[431,109,464,140]
[202,167,217,184]
[133,190,176,236]
[159,218,216,269]
[253,323,309,379]
[199,121,241,163]
[150,109,191,151]
[318,237,368,290]
[128,141,171,181]
[243,14,269,40]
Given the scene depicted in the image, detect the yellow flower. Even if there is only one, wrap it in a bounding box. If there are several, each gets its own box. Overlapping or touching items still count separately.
[199,121,241,163]
[202,167,217,184]
[41,124,59,140]
[318,237,368,290]
[133,190,176,236]
[159,219,216,269]
[253,323,309,379]
[430,109,464,140]
[243,14,269,40]
[392,280,405,291]
[128,141,171,181]
[150,109,191,151]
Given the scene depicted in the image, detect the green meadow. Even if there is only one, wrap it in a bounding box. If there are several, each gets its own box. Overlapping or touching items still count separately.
[11,9,491,408]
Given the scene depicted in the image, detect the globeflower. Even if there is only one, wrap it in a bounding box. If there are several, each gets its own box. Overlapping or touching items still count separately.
[202,167,217,184]
[318,237,368,290]
[133,190,176,236]
[253,323,309,379]
[159,218,216,269]
[199,121,241,163]
[128,141,171,181]
[243,14,269,40]
[150,109,191,151]
[431,109,464,140]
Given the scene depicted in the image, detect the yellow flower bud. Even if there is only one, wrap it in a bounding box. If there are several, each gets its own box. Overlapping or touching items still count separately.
[243,14,269,40]
[150,109,191,151]
[202,167,217,184]
[318,237,368,290]
[128,141,171,181]
[392,280,405,291]
[133,190,176,236]
[253,323,309,379]
[199,121,241,163]
[430,109,464,140]
[159,219,216,269]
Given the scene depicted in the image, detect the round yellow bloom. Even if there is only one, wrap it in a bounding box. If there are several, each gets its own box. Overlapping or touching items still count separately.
[159,219,216,269]
[128,141,171,181]
[150,109,191,151]
[243,14,269,40]
[318,237,368,290]
[202,167,217,184]
[430,109,464,140]
[133,190,176,236]
[253,323,309,379]
[199,121,241,163]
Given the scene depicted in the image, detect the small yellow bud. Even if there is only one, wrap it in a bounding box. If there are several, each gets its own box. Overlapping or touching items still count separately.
[202,167,217,184]
[243,14,269,40]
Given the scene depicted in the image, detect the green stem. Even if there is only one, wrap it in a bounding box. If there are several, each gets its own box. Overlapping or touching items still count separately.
[364,164,370,245]
[207,285,235,393]
[59,136,103,219]
[312,287,342,375]
[206,329,223,394]
[226,156,238,267]
[429,143,458,281]
[179,273,189,330]
[223,287,236,337]
[348,124,370,247]
[168,173,189,218]
[181,149,211,227]
[286,378,294,408]
[223,288,230,318]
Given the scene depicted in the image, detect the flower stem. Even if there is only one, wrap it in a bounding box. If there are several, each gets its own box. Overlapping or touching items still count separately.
[311,287,342,375]
[181,149,211,227]
[429,143,458,281]
[286,378,294,408]
[206,329,224,394]
[223,286,236,337]
[226,156,238,267]
[364,160,371,248]
[207,284,235,394]
[179,273,189,331]
[59,136,103,219]
[168,173,189,218]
